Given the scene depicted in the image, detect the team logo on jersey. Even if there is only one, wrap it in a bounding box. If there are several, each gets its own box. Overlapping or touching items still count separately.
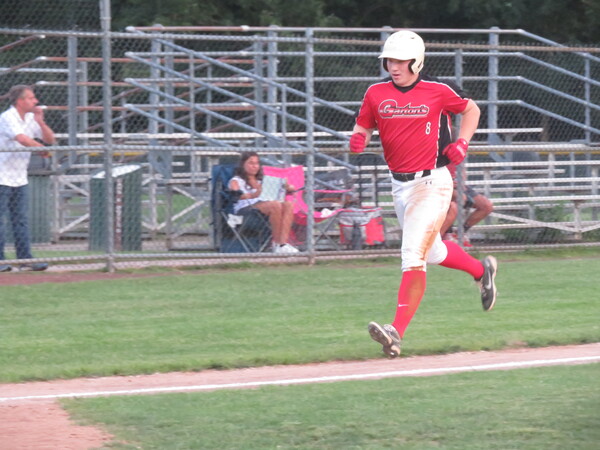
[378,99,429,118]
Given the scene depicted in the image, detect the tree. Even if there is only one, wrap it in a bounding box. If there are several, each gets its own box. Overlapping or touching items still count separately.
[111,0,343,31]
[321,0,599,44]
[0,0,100,30]
[1,0,597,44]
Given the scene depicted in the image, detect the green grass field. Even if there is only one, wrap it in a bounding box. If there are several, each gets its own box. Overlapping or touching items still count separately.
[2,251,599,448]
[1,253,599,383]
[65,364,599,449]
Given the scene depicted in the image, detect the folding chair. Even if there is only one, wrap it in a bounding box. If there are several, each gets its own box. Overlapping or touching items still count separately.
[336,153,387,249]
[262,165,351,249]
[338,207,386,250]
[314,168,358,207]
[210,165,272,253]
[356,152,386,207]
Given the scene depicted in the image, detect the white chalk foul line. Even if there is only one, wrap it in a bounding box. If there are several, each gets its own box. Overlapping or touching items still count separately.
[1,355,599,403]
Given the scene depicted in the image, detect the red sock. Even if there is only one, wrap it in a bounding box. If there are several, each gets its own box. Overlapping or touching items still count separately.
[392,270,427,338]
[439,240,484,279]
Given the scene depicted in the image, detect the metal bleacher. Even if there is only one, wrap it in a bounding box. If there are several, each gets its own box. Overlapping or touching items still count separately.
[2,26,598,252]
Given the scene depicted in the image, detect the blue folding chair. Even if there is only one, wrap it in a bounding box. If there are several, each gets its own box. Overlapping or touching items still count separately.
[210,165,272,253]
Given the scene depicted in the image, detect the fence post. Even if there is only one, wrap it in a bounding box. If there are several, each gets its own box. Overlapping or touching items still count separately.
[584,58,591,145]
[592,167,599,221]
[454,49,467,245]
[67,36,78,150]
[488,27,500,145]
[78,59,89,149]
[100,0,115,272]
[281,85,288,147]
[305,28,315,262]
[253,40,265,148]
[268,26,288,165]
[164,38,175,138]
[188,54,201,194]
[380,27,392,79]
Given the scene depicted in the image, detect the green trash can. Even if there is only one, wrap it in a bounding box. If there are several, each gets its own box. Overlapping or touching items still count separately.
[89,164,142,251]
[28,174,53,243]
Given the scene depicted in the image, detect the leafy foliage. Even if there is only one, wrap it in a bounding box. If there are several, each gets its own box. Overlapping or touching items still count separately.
[1,1,597,43]
[106,0,600,44]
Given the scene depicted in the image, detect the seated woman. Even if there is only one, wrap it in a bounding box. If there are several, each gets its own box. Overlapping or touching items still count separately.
[229,151,299,254]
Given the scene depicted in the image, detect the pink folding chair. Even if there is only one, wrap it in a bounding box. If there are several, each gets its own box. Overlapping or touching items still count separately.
[263,165,349,248]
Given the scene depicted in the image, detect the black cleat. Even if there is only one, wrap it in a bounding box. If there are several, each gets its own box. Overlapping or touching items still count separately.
[368,322,402,358]
[19,262,49,272]
[477,256,498,311]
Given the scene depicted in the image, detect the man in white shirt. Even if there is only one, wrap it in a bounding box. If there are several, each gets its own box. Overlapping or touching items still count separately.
[0,85,55,272]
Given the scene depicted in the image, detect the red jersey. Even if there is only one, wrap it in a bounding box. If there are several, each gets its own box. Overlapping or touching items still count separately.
[356,75,471,173]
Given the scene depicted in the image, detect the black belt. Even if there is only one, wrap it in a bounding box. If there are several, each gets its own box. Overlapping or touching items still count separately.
[391,169,431,182]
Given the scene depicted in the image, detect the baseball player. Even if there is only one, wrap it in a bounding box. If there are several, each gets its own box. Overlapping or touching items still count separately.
[349,30,498,358]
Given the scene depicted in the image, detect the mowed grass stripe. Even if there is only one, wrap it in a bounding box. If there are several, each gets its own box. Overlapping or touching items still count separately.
[1,256,599,382]
[63,363,600,449]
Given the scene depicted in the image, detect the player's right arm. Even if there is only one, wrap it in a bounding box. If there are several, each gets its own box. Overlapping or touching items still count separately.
[352,124,374,144]
[349,124,375,153]
[351,87,377,153]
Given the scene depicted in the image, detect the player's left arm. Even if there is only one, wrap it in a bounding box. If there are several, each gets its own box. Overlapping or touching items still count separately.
[457,99,480,143]
[443,99,480,165]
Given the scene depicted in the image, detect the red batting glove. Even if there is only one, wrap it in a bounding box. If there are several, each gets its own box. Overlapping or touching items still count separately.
[349,132,366,154]
[443,138,469,165]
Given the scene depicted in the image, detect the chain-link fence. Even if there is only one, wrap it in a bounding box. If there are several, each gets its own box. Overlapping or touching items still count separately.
[0,18,598,271]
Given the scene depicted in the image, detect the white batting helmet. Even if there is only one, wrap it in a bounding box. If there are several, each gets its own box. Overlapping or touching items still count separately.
[379,30,425,74]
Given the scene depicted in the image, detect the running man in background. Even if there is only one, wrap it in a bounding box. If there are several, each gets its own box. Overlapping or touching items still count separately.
[441,162,494,247]
[349,30,498,358]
